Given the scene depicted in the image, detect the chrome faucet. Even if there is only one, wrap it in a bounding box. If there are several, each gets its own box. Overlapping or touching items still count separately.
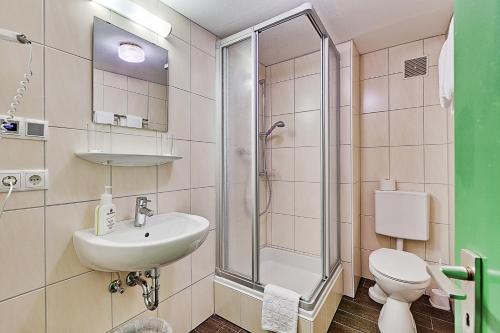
[134,196,154,227]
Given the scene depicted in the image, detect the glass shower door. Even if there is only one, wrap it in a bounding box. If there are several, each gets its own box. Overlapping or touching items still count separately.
[219,35,257,280]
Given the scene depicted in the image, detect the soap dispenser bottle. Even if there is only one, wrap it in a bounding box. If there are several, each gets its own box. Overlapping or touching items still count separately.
[95,186,116,236]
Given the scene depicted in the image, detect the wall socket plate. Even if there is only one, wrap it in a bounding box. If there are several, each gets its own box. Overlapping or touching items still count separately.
[0,170,48,192]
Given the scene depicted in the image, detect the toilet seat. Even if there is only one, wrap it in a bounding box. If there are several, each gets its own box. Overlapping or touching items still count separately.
[369,248,430,284]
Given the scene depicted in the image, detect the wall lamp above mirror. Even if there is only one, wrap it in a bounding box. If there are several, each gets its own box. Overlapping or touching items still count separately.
[92,0,172,38]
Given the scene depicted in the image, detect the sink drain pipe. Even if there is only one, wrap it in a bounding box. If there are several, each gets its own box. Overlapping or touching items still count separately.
[126,268,160,311]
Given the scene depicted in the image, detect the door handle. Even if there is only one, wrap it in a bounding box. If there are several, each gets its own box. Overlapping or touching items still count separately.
[427,264,472,300]
[427,250,482,333]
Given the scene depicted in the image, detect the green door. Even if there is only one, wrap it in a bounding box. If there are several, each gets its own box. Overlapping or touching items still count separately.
[455,1,500,331]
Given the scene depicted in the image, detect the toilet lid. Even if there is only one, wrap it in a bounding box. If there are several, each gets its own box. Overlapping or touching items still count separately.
[369,248,430,284]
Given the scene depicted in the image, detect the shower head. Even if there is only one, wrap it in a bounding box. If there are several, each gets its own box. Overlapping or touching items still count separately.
[261,121,285,138]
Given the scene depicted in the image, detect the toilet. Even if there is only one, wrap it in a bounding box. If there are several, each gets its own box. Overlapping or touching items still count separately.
[369,190,431,333]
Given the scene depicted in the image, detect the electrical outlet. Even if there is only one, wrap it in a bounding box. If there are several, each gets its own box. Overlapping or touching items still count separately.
[0,172,22,191]
[0,170,48,192]
[24,170,48,189]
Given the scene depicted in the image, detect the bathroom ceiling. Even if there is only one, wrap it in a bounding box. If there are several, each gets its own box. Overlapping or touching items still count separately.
[160,0,453,54]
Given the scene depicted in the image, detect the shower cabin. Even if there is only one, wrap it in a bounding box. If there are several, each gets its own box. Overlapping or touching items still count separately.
[215,3,341,314]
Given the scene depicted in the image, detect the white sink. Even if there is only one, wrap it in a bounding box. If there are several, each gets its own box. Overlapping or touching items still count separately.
[73,212,209,272]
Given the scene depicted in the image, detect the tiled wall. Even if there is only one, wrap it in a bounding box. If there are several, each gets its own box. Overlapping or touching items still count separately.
[0,0,216,332]
[93,69,168,130]
[359,35,453,279]
[337,41,361,298]
[263,51,323,256]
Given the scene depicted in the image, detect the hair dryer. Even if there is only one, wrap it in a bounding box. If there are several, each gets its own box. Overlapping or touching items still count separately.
[0,28,30,44]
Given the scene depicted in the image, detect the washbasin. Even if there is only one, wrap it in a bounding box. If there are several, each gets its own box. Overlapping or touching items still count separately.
[73,212,209,272]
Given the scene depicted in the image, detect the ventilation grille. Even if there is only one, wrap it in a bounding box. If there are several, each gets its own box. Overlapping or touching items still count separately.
[404,56,428,78]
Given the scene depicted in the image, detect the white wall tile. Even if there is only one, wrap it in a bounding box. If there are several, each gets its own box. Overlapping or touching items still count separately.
[191,142,215,188]
[424,105,447,144]
[191,22,216,57]
[272,148,294,181]
[295,217,321,255]
[191,47,216,99]
[294,52,320,78]
[360,147,389,181]
[360,49,388,80]
[424,144,448,184]
[426,223,449,263]
[191,275,214,328]
[295,110,320,147]
[389,108,423,146]
[168,87,190,140]
[360,111,389,147]
[271,181,294,215]
[340,67,351,107]
[192,231,215,282]
[295,147,320,183]
[390,145,424,183]
[271,80,294,115]
[389,74,423,110]
[271,214,294,249]
[191,94,215,142]
[295,74,321,112]
[271,60,294,83]
[361,76,388,113]
[295,182,321,218]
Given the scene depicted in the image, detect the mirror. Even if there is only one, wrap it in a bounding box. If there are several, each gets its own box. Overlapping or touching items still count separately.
[92,17,169,132]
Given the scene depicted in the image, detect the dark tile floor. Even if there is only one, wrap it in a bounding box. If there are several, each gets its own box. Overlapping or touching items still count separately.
[330,278,454,333]
[192,278,455,333]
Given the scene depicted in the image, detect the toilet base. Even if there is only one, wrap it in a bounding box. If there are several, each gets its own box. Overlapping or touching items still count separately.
[378,297,417,333]
[368,284,387,304]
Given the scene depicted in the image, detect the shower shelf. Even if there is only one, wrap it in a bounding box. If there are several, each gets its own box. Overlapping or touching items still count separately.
[75,152,182,167]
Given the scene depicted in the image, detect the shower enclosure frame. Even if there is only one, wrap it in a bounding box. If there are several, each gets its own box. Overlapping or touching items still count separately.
[215,3,341,311]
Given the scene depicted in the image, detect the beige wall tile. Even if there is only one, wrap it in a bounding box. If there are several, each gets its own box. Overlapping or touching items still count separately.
[190,23,216,57]
[361,181,378,216]
[336,42,351,68]
[360,215,390,251]
[103,71,127,90]
[424,144,448,184]
[191,187,216,230]
[127,92,148,118]
[294,52,320,78]
[2,191,44,211]
[390,145,424,183]
[191,46,216,99]
[271,60,294,83]
[388,40,423,74]
[0,138,44,170]
[168,87,190,140]
[128,77,148,95]
[361,249,373,279]
[112,282,150,327]
[271,181,294,215]
[112,166,157,197]
[426,184,449,224]
[47,129,110,205]
[342,262,354,296]
[295,217,321,255]
[340,184,352,223]
[271,80,294,115]
[339,106,351,145]
[340,67,351,107]
[295,147,320,182]
[360,147,389,181]
[295,182,321,218]
[46,201,96,284]
[360,49,388,80]
[47,271,112,333]
[389,108,423,146]
[215,283,241,325]
[424,105,447,144]
[160,255,192,300]
[340,145,352,183]
[426,223,449,263]
[0,288,45,333]
[157,189,190,214]
[361,76,388,113]
[0,43,44,120]
[269,113,294,148]
[45,0,109,59]
[341,222,352,262]
[148,97,167,126]
[1,0,44,43]
[191,94,216,143]
[424,35,446,67]
[389,74,423,110]
[191,275,214,328]
[403,239,426,260]
[294,110,320,147]
[45,47,92,129]
[271,213,294,249]
[272,148,294,181]
[158,140,190,192]
[164,35,191,91]
[360,111,389,147]
[158,288,192,333]
[192,230,215,282]
[424,66,440,106]
[0,208,44,301]
[240,294,266,333]
[191,142,215,188]
[295,74,321,112]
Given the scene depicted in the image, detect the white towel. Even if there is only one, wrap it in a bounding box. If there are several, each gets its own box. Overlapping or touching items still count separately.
[439,16,454,109]
[261,284,300,333]
[93,111,115,125]
[125,115,143,128]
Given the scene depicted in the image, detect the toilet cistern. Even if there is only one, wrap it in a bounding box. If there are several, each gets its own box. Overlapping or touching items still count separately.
[134,196,154,227]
